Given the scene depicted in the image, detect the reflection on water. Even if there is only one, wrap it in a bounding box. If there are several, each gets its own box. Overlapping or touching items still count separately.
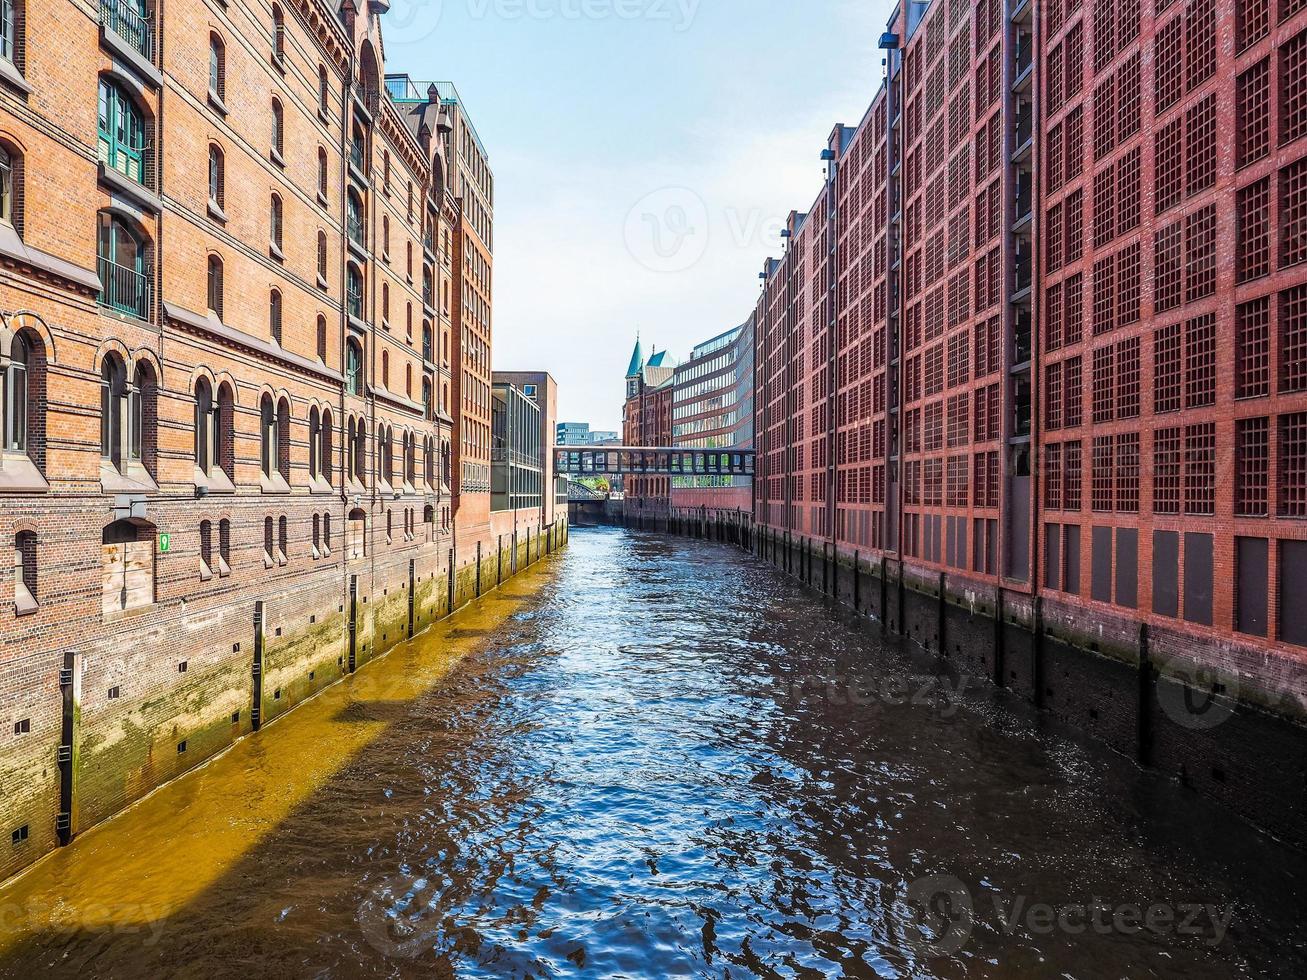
[0,527,1304,978]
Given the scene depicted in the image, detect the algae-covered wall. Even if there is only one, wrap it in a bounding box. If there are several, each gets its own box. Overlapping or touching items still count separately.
[0,516,568,886]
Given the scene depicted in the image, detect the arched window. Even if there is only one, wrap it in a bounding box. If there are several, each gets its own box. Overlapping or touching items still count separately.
[351,418,366,483]
[269,289,282,344]
[270,194,283,251]
[206,254,223,318]
[319,408,333,485]
[382,214,389,257]
[347,189,364,247]
[97,213,151,320]
[317,230,327,282]
[14,529,36,613]
[194,377,214,473]
[3,332,29,454]
[350,121,366,173]
[270,98,284,159]
[0,0,20,67]
[278,515,288,564]
[312,513,321,556]
[318,146,328,197]
[316,313,328,361]
[323,512,332,553]
[383,151,391,193]
[346,263,363,321]
[100,354,127,469]
[405,241,412,280]
[208,144,224,208]
[263,516,274,564]
[218,518,231,574]
[381,282,389,325]
[422,377,432,421]
[422,322,433,362]
[97,78,148,186]
[379,424,393,486]
[199,519,213,578]
[318,64,330,114]
[345,338,363,395]
[260,396,275,476]
[0,143,17,231]
[272,5,285,63]
[209,33,225,100]
[405,363,412,398]
[347,507,366,559]
[130,361,156,474]
[381,349,389,388]
[424,436,434,488]
[405,432,415,486]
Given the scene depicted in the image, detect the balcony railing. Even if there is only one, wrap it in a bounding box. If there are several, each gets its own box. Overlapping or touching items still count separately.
[1014,104,1033,149]
[349,140,366,173]
[98,255,151,320]
[101,0,154,61]
[97,133,154,190]
[347,285,364,322]
[347,212,366,249]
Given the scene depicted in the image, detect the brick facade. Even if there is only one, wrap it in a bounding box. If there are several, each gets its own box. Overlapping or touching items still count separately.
[0,1,563,882]
[750,0,1307,713]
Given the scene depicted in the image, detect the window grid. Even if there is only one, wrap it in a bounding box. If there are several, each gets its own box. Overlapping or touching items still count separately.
[1281,412,1307,516]
[1155,321,1183,414]
[1065,440,1083,510]
[1282,283,1307,393]
[1237,297,1272,399]
[1237,60,1271,168]
[1280,156,1307,268]
[1283,29,1307,147]
[1154,427,1182,514]
[1184,423,1217,515]
[1235,416,1270,517]
[1116,431,1140,513]
[1238,179,1272,282]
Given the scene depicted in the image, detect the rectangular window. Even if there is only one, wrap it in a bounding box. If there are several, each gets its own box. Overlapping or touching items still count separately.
[1117,336,1140,418]
[1065,355,1083,427]
[1092,346,1115,423]
[1092,435,1115,511]
[1185,95,1216,196]
[1115,432,1139,512]
[1065,274,1084,346]
[1093,168,1116,249]
[1117,242,1141,325]
[1235,417,1270,516]
[1281,413,1307,517]
[1155,321,1182,413]
[1283,29,1307,147]
[1064,441,1083,509]
[1155,17,1184,111]
[1094,76,1117,160]
[1237,0,1270,51]
[1046,442,1063,509]
[1047,362,1064,430]
[1282,283,1307,393]
[1093,256,1115,335]
[1237,60,1271,167]
[1237,297,1272,399]
[1280,157,1307,268]
[1184,423,1216,515]
[1184,205,1216,303]
[1154,427,1182,514]
[1154,222,1182,313]
[1155,118,1183,215]
[1238,179,1272,282]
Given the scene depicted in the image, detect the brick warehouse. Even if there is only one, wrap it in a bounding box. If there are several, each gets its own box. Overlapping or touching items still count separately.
[0,0,564,881]
[747,0,1307,837]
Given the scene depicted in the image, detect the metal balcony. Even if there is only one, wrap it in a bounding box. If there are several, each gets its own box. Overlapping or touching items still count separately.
[98,255,152,320]
[101,0,153,61]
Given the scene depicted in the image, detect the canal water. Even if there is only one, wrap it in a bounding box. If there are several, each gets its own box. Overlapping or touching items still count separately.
[0,527,1303,978]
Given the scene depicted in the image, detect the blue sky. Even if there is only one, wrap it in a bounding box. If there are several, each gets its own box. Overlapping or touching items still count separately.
[386,0,896,429]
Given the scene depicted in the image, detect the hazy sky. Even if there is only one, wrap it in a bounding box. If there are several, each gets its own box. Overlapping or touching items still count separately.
[386,0,895,430]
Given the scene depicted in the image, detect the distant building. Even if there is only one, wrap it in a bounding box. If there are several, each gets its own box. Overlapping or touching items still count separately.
[588,430,619,445]
[671,320,754,511]
[621,337,675,512]
[493,371,565,523]
[557,422,592,446]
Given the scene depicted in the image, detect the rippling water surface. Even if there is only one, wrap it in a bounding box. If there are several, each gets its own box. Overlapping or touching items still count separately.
[1,527,1304,978]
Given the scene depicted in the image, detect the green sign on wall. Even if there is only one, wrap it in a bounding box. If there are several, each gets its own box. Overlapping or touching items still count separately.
[158,533,171,554]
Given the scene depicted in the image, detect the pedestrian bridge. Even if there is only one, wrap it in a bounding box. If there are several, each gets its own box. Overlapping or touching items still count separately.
[554,447,754,477]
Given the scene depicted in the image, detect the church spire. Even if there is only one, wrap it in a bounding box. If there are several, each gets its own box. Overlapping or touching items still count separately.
[625,333,644,378]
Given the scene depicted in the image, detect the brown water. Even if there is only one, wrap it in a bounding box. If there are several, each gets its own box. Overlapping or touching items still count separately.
[0,527,1303,978]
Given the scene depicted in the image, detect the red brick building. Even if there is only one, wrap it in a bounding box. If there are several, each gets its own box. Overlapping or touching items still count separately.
[0,1,560,881]
[622,337,674,511]
[751,0,1307,712]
